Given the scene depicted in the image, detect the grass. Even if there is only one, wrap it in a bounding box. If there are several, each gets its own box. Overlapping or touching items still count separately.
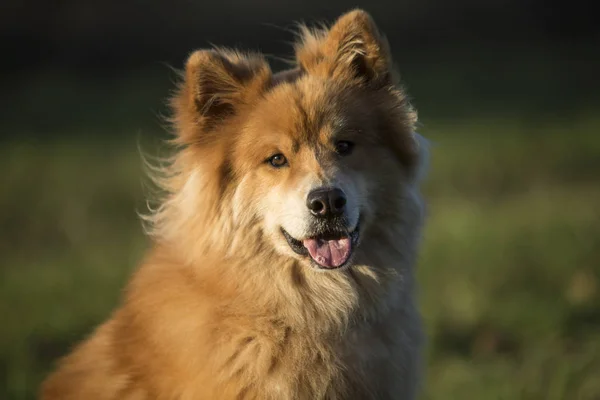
[1,78,599,398]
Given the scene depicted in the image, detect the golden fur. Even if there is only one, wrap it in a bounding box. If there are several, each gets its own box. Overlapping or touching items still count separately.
[41,9,428,400]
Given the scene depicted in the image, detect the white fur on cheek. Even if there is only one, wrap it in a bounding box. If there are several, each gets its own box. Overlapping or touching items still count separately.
[260,174,319,240]
[260,171,364,241]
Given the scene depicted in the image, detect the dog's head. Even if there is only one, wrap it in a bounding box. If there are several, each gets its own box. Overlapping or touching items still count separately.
[166,10,424,270]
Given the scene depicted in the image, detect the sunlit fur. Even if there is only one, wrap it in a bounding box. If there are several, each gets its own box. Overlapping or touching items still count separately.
[41,9,429,400]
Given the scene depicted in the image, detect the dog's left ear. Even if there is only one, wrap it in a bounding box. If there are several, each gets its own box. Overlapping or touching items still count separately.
[295,9,394,87]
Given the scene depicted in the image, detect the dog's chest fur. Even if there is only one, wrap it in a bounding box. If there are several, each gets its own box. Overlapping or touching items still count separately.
[201,268,421,400]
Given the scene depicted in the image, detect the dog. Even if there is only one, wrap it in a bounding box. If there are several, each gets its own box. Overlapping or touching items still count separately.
[41,9,429,400]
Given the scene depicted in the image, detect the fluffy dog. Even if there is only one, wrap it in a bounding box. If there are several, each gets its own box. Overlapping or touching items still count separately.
[41,9,429,400]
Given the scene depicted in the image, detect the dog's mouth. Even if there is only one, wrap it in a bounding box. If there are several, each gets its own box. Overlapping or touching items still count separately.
[281,222,360,270]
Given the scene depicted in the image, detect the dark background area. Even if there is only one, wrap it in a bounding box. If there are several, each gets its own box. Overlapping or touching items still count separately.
[1,0,599,136]
[1,0,597,70]
[1,1,600,399]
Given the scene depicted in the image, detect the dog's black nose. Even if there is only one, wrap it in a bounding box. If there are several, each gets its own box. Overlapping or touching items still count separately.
[306,188,347,218]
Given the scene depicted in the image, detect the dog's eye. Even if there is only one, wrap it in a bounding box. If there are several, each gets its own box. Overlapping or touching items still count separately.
[267,153,288,168]
[335,140,354,156]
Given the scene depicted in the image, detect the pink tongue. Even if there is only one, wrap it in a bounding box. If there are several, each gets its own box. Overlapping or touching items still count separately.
[302,237,352,268]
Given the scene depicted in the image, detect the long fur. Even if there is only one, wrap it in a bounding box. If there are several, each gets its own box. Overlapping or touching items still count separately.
[41,9,428,400]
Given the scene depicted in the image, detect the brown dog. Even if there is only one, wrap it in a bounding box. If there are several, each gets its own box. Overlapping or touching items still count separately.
[41,9,429,400]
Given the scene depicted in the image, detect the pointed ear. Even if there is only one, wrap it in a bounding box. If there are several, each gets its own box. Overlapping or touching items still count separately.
[295,10,393,87]
[171,49,271,142]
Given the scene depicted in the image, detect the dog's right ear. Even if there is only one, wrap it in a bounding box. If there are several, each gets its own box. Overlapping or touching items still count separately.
[295,10,394,89]
[171,49,271,143]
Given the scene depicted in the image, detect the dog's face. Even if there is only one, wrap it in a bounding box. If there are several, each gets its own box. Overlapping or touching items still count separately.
[170,10,419,270]
[233,79,412,270]
[234,80,367,270]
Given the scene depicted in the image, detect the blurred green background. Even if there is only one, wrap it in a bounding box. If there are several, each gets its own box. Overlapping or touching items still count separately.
[1,1,599,399]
